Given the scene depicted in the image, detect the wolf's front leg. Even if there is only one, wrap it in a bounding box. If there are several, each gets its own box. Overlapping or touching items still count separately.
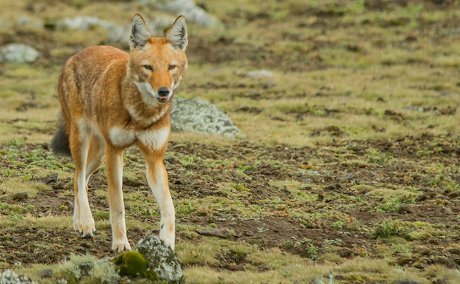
[141,149,175,249]
[148,161,175,249]
[105,146,131,252]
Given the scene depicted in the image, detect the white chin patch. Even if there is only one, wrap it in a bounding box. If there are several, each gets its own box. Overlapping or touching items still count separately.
[134,81,158,105]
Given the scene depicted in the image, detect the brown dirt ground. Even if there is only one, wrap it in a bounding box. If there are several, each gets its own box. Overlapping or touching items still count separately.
[1,135,459,270]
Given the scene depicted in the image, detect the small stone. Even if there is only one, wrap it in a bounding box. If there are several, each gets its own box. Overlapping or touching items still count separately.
[12,192,28,202]
[17,15,31,26]
[37,269,52,279]
[78,262,94,278]
[44,173,58,184]
[310,277,323,284]
[337,247,353,258]
[246,69,273,78]
[0,269,37,284]
[16,15,43,29]
[196,227,238,239]
[0,44,40,63]
[51,182,64,190]
[438,106,456,115]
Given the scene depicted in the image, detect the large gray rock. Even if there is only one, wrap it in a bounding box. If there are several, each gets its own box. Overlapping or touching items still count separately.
[0,270,36,284]
[56,16,115,31]
[141,0,223,28]
[55,16,124,44]
[136,235,184,283]
[0,44,39,63]
[106,25,130,44]
[108,16,175,44]
[55,15,175,44]
[171,97,241,138]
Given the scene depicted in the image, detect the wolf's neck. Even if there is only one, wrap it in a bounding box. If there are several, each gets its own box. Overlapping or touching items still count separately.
[121,78,171,129]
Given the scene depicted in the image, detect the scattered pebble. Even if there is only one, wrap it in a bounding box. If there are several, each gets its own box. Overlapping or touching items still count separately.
[196,227,239,238]
[37,269,52,279]
[16,15,43,29]
[246,69,273,78]
[0,270,36,284]
[12,192,28,202]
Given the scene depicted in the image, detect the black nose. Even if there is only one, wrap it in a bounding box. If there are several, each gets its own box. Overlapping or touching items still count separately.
[158,87,170,97]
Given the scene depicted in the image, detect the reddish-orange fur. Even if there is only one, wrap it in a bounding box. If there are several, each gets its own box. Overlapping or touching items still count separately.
[53,14,188,251]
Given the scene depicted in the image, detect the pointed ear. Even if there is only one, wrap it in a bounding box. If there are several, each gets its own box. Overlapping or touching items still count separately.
[129,14,151,50]
[166,16,188,51]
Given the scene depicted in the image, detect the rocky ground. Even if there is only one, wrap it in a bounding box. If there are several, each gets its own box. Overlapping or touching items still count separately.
[0,0,459,283]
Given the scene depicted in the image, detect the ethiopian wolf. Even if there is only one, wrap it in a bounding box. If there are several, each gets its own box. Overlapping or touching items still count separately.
[51,14,188,251]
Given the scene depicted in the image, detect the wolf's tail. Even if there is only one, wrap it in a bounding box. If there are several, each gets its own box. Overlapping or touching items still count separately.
[51,113,71,156]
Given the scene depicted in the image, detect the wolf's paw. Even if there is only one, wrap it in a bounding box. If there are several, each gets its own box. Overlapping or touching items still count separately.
[160,222,175,250]
[73,216,96,237]
[160,231,175,250]
[112,239,132,252]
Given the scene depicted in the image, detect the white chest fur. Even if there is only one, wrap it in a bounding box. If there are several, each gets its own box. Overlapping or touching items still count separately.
[109,127,169,149]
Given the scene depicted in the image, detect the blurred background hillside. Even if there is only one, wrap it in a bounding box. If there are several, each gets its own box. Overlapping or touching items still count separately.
[0,0,459,145]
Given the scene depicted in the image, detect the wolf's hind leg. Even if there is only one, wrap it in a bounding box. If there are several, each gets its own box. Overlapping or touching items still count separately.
[70,120,96,237]
[105,146,131,252]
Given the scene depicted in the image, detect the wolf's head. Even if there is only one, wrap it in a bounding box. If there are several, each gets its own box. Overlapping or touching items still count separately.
[127,14,188,106]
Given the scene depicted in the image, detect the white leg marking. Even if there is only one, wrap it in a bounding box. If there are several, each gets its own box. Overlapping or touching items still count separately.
[73,197,79,231]
[146,163,175,249]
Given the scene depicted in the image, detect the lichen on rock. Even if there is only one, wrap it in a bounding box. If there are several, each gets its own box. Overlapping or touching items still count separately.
[171,97,241,138]
[136,235,184,284]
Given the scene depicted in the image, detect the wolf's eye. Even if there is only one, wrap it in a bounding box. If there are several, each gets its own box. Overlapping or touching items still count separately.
[168,64,177,70]
[143,65,153,71]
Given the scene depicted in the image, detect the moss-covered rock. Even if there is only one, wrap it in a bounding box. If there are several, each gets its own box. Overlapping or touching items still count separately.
[136,235,184,284]
[114,251,149,278]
